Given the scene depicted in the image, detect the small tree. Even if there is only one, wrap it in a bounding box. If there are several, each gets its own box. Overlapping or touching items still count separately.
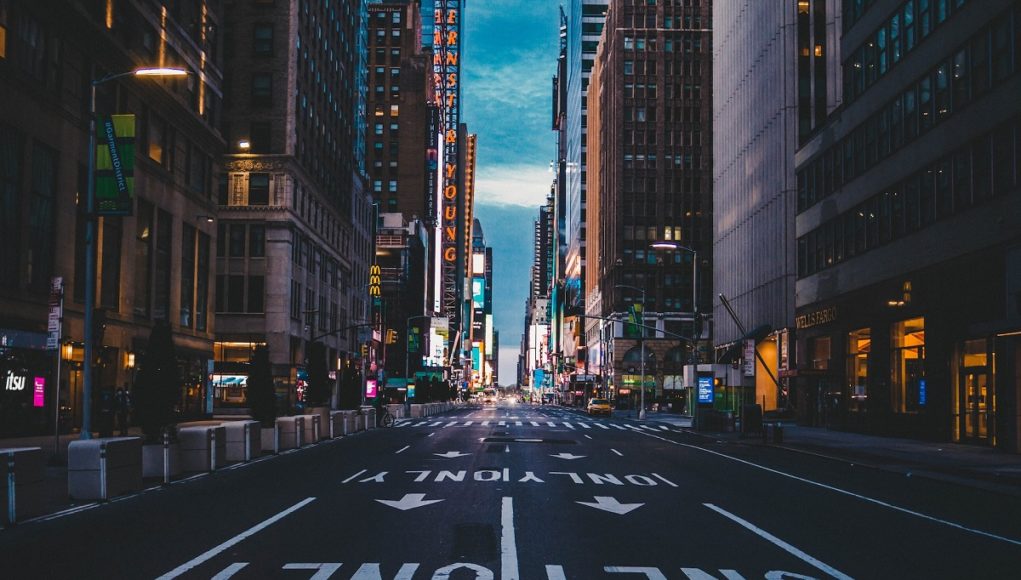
[247,346,277,427]
[133,320,180,442]
[305,342,330,407]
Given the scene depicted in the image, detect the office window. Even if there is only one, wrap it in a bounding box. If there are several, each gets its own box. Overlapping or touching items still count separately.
[196,232,209,331]
[891,317,926,413]
[134,199,154,317]
[249,224,266,257]
[228,223,245,258]
[147,113,170,168]
[250,122,271,153]
[180,224,196,327]
[253,23,273,55]
[247,276,265,313]
[249,173,269,205]
[251,73,272,105]
[153,210,172,321]
[28,142,56,290]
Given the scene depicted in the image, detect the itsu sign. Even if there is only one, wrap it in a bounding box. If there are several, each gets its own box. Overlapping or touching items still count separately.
[5,371,27,392]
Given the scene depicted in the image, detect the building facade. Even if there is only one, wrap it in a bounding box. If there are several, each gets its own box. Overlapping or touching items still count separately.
[0,0,224,436]
[589,0,713,412]
[794,0,1021,451]
[216,0,369,410]
[711,1,800,412]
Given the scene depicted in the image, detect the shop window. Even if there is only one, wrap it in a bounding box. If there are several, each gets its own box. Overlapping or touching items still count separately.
[847,328,871,410]
[809,336,831,370]
[891,317,926,413]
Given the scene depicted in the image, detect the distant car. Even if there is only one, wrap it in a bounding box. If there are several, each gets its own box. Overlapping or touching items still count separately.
[586,398,612,416]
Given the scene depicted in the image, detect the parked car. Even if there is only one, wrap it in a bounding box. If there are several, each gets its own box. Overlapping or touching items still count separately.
[586,398,612,416]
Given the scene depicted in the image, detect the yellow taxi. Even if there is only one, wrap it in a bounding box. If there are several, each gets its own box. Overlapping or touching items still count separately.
[586,398,612,417]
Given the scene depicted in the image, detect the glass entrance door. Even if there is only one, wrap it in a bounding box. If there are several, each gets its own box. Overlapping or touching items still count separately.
[961,370,989,441]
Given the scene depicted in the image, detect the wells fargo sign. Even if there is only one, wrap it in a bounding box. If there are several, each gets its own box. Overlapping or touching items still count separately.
[795,306,837,329]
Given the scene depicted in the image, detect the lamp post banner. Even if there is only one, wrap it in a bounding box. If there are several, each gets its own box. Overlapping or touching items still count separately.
[95,114,135,216]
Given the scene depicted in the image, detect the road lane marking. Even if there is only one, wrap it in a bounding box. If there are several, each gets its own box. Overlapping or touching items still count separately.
[545,564,567,580]
[210,563,248,579]
[156,497,316,580]
[704,503,852,580]
[428,432,436,437]
[604,567,667,578]
[652,473,679,488]
[584,435,593,440]
[341,469,367,484]
[282,563,342,579]
[635,430,1021,547]
[395,445,410,454]
[502,497,520,580]
[612,449,623,456]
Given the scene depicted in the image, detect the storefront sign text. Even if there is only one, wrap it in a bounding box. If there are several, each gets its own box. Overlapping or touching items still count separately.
[795,306,837,329]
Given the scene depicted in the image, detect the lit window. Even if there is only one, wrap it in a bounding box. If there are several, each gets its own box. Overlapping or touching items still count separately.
[390,104,399,117]
[891,318,925,413]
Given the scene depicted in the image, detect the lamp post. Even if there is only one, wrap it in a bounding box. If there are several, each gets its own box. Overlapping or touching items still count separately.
[81,66,188,440]
[614,284,647,420]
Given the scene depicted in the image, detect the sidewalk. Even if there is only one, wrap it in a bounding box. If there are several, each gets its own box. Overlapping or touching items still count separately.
[595,406,1021,495]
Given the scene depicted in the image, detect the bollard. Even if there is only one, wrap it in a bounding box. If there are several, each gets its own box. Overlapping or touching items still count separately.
[209,429,216,472]
[6,452,15,525]
[774,423,784,444]
[313,416,320,442]
[163,431,171,484]
[99,443,108,501]
[244,423,251,462]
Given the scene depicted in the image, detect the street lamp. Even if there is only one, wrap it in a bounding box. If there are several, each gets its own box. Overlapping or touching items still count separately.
[651,241,701,422]
[81,65,188,440]
[614,284,647,420]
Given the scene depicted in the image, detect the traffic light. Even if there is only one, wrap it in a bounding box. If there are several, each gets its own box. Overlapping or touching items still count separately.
[386,329,398,344]
[360,344,368,358]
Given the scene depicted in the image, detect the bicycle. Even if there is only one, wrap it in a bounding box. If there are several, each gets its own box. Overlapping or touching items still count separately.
[377,405,395,428]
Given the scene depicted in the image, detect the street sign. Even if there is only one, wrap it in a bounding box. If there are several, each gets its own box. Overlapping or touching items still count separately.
[46,277,63,351]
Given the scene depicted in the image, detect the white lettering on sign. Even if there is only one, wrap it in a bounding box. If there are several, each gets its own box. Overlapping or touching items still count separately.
[281,563,342,580]
[550,472,584,484]
[348,469,673,487]
[436,470,466,482]
[588,473,624,485]
[605,567,668,579]
[359,472,388,483]
[5,371,27,391]
[407,470,432,482]
[518,471,545,483]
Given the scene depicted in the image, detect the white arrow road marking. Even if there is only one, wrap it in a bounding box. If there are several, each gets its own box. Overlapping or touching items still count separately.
[434,451,470,458]
[576,496,644,515]
[156,497,316,579]
[705,503,853,580]
[376,493,445,511]
[550,453,586,460]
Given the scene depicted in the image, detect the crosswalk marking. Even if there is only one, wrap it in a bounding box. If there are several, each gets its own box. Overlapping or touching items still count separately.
[462,421,474,427]
[530,421,540,427]
[579,422,591,429]
[563,422,575,429]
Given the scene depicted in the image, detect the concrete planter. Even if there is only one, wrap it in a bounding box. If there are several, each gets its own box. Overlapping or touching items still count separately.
[141,442,181,481]
[296,414,321,443]
[361,407,377,429]
[260,425,279,454]
[68,437,142,501]
[354,413,365,432]
[1,447,45,524]
[178,425,227,472]
[276,416,305,450]
[332,410,358,435]
[222,420,261,462]
[308,406,331,440]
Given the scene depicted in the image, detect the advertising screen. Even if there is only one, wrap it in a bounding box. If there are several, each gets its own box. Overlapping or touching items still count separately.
[472,278,485,309]
[365,379,378,399]
[697,375,714,404]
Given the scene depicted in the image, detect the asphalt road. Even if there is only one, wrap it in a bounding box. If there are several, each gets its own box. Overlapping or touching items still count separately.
[3,403,1020,579]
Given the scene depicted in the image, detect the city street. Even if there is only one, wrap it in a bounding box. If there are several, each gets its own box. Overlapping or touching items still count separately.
[2,402,1020,579]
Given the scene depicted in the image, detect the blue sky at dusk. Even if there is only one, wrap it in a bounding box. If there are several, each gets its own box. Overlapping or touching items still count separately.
[463,1,560,384]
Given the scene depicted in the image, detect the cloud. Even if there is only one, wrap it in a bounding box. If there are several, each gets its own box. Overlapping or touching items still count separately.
[474,164,552,207]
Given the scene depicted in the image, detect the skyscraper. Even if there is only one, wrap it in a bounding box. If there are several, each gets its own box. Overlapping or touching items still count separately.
[793,0,1021,450]
[216,0,370,409]
[589,0,713,410]
[712,2,799,413]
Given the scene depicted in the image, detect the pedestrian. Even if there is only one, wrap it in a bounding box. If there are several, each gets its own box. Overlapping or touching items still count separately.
[115,386,132,436]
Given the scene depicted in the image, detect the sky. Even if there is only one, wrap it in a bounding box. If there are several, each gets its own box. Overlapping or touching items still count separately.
[463,1,561,385]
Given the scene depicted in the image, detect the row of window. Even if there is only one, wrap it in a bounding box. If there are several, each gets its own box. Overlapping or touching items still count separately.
[292,232,351,291]
[844,0,972,104]
[797,118,1019,279]
[798,9,1019,214]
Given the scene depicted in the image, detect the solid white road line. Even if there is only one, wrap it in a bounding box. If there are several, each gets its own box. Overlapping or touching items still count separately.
[584,434,593,440]
[636,430,1021,547]
[341,469,367,484]
[210,563,248,579]
[612,449,623,456]
[156,497,316,579]
[501,497,520,580]
[705,503,853,580]
[395,445,410,454]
